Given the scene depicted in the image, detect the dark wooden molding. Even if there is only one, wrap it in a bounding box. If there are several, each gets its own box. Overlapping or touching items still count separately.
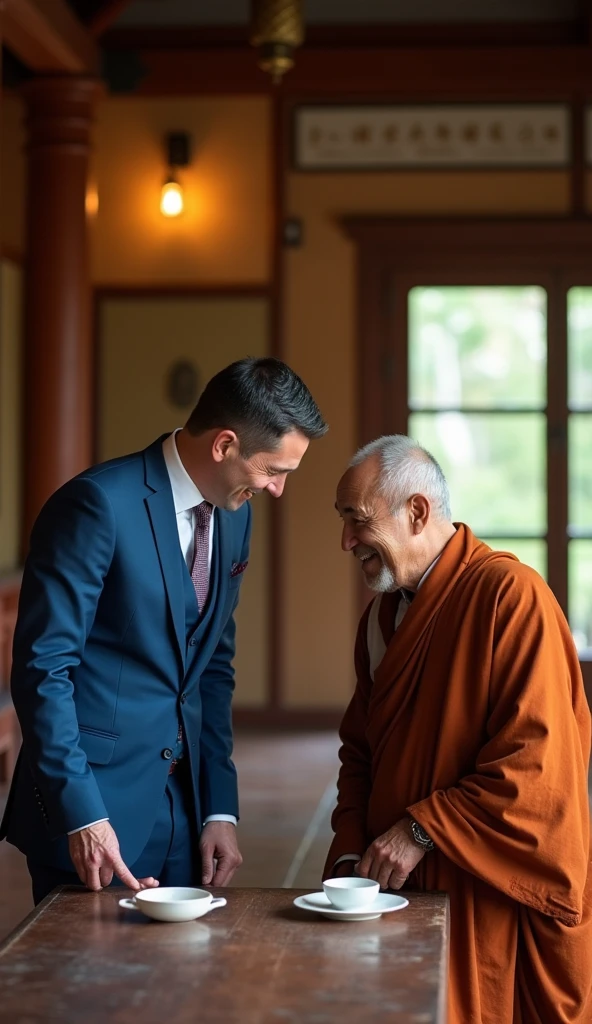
[342,217,592,263]
[98,44,592,98]
[87,1,135,39]
[103,21,587,52]
[233,707,342,730]
[0,244,24,265]
[93,283,271,300]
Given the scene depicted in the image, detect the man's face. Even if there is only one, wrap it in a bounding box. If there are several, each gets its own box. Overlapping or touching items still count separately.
[214,430,310,511]
[335,458,418,592]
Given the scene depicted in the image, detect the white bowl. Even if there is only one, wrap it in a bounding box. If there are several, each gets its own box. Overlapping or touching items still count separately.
[322,877,380,911]
[119,886,226,922]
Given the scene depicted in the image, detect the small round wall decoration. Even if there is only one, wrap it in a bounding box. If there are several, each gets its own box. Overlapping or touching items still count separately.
[166,359,200,408]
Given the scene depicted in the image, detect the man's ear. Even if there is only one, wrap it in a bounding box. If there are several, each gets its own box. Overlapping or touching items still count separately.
[211,430,239,464]
[409,494,430,534]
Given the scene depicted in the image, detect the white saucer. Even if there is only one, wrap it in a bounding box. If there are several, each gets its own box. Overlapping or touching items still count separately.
[293,891,409,921]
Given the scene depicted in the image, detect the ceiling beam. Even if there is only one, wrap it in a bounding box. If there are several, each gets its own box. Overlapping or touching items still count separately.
[2,0,99,73]
[88,0,134,39]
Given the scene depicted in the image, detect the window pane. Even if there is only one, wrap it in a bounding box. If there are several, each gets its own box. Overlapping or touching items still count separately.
[409,286,547,410]
[568,287,592,409]
[485,539,547,580]
[409,412,546,534]
[569,414,592,530]
[569,541,592,654]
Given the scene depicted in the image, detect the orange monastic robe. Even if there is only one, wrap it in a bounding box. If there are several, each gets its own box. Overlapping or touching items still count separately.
[326,525,592,1024]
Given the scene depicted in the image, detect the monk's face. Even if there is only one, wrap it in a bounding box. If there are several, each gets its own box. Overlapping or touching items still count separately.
[336,458,425,592]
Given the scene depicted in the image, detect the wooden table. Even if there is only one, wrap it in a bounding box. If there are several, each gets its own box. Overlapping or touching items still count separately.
[0,887,449,1023]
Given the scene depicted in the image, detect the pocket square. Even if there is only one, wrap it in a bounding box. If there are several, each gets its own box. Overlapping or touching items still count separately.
[230,561,248,578]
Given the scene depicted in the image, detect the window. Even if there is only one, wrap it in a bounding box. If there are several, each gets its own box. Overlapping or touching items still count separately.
[408,285,548,580]
[349,218,592,676]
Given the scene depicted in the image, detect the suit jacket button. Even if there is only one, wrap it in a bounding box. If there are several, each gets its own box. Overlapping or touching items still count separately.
[189,638,197,647]
[180,693,187,704]
[162,748,173,760]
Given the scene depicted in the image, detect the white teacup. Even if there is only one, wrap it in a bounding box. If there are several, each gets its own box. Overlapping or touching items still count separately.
[119,886,227,923]
[322,877,380,911]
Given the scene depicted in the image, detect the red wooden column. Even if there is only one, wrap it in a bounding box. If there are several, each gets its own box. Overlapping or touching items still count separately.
[22,76,99,546]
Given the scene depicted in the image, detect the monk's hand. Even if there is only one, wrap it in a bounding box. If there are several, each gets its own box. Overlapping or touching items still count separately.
[200,821,243,887]
[68,821,159,893]
[358,817,426,890]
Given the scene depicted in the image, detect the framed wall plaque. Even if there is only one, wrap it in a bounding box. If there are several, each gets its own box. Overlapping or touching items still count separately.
[294,104,570,171]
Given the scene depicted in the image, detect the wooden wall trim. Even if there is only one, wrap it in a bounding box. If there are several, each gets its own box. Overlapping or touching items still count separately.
[342,218,592,261]
[102,44,592,98]
[0,244,24,265]
[93,284,271,299]
[104,21,587,52]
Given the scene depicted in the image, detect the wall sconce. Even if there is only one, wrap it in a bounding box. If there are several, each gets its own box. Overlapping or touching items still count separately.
[160,131,191,218]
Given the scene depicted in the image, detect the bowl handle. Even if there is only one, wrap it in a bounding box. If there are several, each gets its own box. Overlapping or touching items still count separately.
[208,897,227,911]
[118,898,139,911]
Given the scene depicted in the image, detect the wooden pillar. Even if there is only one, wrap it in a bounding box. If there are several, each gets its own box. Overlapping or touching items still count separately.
[22,76,99,545]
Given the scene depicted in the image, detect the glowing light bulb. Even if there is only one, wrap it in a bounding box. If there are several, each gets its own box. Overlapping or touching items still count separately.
[160,180,183,217]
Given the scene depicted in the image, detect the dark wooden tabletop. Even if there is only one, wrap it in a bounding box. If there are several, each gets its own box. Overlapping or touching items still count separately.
[0,886,449,1023]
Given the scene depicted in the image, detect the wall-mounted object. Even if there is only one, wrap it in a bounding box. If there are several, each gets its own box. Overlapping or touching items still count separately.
[160,131,191,218]
[283,217,303,247]
[250,0,304,85]
[166,360,200,409]
[294,104,570,171]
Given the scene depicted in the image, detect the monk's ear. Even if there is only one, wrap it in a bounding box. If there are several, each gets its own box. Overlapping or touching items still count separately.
[409,494,430,534]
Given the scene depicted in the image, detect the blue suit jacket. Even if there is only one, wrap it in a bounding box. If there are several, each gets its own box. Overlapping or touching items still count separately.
[0,436,251,870]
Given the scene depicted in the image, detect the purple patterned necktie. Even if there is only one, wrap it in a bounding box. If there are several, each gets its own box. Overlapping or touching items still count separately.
[190,501,213,610]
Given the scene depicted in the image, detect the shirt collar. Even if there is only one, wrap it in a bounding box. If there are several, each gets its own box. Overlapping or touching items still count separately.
[162,429,205,515]
[400,553,442,604]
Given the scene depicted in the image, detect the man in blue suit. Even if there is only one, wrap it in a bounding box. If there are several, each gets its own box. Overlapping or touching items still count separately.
[1,357,327,904]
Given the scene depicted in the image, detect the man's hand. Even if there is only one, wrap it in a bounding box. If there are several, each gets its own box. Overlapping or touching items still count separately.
[68,821,159,892]
[358,817,425,890]
[200,821,242,886]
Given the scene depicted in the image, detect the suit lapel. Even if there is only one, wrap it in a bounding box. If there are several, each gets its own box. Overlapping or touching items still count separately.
[144,438,185,670]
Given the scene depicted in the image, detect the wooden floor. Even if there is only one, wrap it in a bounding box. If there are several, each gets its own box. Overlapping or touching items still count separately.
[0,731,340,943]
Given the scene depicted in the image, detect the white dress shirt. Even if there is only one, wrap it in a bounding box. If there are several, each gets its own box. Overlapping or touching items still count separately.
[332,554,442,871]
[69,429,236,836]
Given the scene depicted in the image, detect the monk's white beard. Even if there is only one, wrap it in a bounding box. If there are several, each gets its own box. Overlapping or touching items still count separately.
[355,545,398,593]
[366,562,397,593]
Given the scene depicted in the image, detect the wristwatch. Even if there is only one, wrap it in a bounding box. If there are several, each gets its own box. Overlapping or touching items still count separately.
[409,817,435,852]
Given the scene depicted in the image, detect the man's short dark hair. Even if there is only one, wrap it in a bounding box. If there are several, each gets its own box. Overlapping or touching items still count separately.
[185,357,328,458]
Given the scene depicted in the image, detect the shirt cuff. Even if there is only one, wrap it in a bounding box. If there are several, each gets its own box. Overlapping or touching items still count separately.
[203,814,237,826]
[67,818,109,835]
[332,854,361,871]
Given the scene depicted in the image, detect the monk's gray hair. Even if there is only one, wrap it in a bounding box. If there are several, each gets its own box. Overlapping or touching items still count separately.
[350,435,451,521]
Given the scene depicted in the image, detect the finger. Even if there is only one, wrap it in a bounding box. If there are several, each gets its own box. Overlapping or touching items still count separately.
[387,870,407,891]
[111,855,140,892]
[200,846,215,885]
[212,856,239,887]
[138,877,159,889]
[85,865,102,892]
[99,865,113,888]
[377,862,393,890]
[358,851,373,878]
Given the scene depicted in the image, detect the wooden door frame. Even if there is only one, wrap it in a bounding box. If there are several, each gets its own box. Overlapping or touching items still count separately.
[344,216,592,702]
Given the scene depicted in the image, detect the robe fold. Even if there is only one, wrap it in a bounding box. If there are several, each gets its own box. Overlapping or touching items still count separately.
[325,524,592,1024]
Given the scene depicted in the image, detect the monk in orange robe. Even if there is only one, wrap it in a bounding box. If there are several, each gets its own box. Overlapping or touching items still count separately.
[326,435,592,1024]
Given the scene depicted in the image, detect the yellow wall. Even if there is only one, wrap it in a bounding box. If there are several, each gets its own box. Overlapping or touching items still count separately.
[91,97,271,286]
[0,95,25,254]
[97,295,270,707]
[282,170,570,707]
[0,260,23,572]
